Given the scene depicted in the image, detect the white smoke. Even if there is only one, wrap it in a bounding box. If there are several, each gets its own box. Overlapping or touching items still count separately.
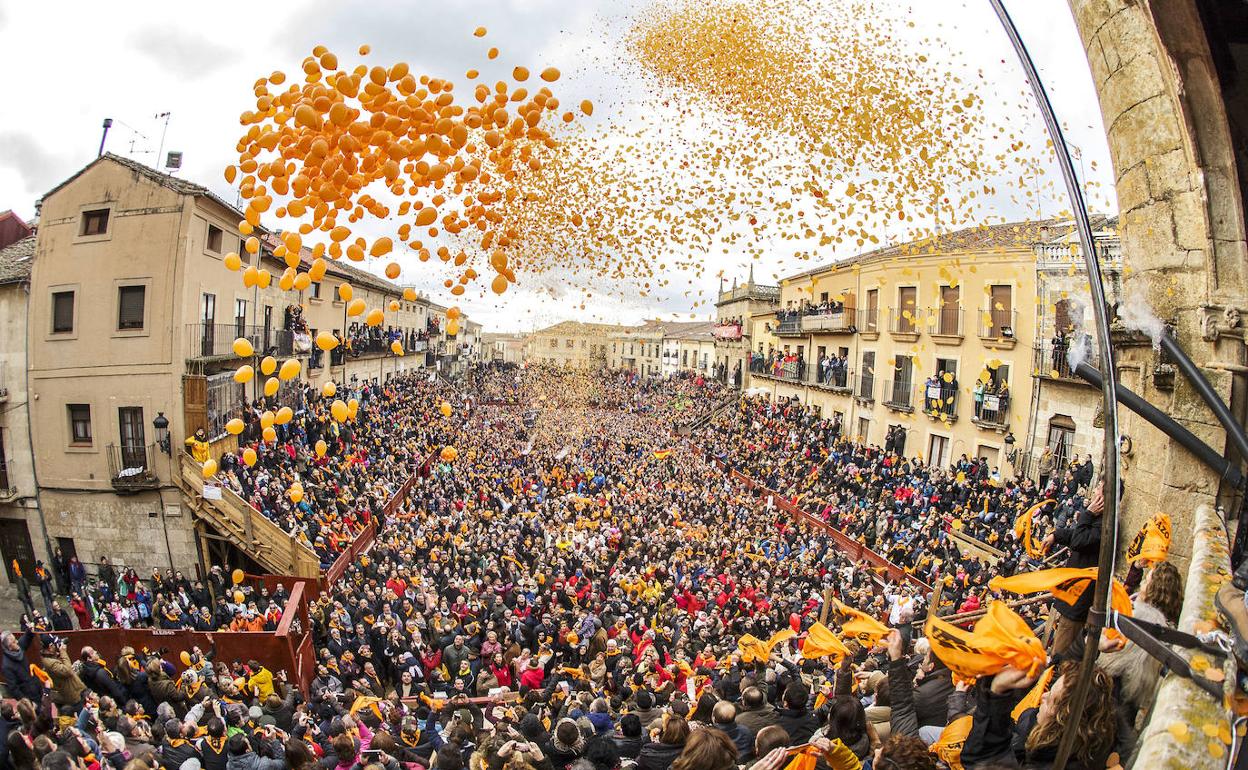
[1067,331,1092,372]
[1117,281,1167,346]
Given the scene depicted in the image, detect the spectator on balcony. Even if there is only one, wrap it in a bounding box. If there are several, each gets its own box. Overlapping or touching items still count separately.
[1037,447,1055,490]
[1052,329,1070,377]
[972,379,984,419]
[185,429,211,463]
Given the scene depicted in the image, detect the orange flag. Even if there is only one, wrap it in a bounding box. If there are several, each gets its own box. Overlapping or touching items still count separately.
[1126,513,1171,565]
[738,629,795,664]
[930,715,972,770]
[801,622,851,661]
[989,567,1134,640]
[833,598,890,644]
[1013,499,1053,558]
[781,747,819,770]
[925,601,1047,681]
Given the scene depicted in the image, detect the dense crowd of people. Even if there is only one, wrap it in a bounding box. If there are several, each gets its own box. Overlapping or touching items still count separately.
[1,365,1184,770]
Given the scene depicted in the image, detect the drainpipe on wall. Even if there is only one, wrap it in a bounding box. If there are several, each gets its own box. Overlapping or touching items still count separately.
[21,270,55,568]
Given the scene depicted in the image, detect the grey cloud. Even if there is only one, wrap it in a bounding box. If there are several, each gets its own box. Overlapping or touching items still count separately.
[130,26,232,79]
[0,131,76,203]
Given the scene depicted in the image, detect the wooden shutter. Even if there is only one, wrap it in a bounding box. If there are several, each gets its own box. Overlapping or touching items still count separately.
[118,286,145,329]
[183,374,208,437]
[53,292,74,332]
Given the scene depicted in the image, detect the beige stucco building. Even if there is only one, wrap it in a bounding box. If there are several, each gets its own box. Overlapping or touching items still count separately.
[712,273,780,388]
[748,219,1058,469]
[524,321,623,369]
[5,154,478,578]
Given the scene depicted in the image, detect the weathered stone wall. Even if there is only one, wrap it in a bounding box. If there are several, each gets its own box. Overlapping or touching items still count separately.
[1068,0,1247,565]
[40,488,198,576]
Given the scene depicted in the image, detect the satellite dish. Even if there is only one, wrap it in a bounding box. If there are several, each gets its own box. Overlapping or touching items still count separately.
[165,151,183,170]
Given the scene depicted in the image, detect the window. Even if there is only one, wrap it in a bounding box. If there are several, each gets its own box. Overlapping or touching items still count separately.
[52,291,75,333]
[549,338,558,349]
[0,430,9,490]
[235,299,247,338]
[857,416,871,443]
[865,289,879,330]
[565,339,574,349]
[1047,416,1076,469]
[118,407,146,468]
[68,404,92,445]
[858,351,876,399]
[939,285,961,334]
[896,287,917,332]
[207,224,224,253]
[311,281,322,299]
[928,433,950,467]
[263,306,274,349]
[80,209,109,236]
[820,291,829,303]
[117,285,146,330]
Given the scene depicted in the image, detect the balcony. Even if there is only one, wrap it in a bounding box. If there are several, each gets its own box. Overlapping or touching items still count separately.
[882,379,916,412]
[713,323,744,341]
[921,380,959,422]
[0,456,14,501]
[978,308,1019,349]
[802,307,856,334]
[186,323,295,361]
[931,307,964,343]
[887,309,920,341]
[812,365,853,394]
[972,390,1012,431]
[774,315,803,336]
[855,373,876,403]
[857,308,881,338]
[1034,340,1098,384]
[106,443,161,492]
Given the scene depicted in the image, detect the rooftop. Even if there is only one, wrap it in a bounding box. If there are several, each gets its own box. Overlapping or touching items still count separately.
[0,235,35,285]
[778,216,1100,283]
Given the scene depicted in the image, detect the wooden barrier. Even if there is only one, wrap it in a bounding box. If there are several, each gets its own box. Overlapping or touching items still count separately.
[29,581,315,692]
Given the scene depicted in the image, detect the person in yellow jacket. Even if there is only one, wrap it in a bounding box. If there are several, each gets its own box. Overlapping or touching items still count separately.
[184,428,211,463]
[245,660,275,700]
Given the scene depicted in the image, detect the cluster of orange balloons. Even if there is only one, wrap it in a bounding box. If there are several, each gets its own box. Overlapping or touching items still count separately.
[223,35,589,308]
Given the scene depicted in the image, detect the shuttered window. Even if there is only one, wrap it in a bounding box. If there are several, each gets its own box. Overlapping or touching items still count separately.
[118,286,146,330]
[52,291,74,333]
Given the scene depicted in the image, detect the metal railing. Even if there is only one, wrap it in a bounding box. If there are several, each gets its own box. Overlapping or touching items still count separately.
[1034,339,1098,381]
[802,307,856,333]
[921,381,959,419]
[106,443,160,489]
[935,307,964,336]
[858,307,880,334]
[883,379,916,410]
[973,390,1012,426]
[813,363,852,391]
[978,308,1018,340]
[186,323,295,360]
[774,315,802,335]
[888,308,919,335]
[855,372,876,401]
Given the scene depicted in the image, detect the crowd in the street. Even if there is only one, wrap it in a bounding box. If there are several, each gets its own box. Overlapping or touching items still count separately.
[1,365,1183,770]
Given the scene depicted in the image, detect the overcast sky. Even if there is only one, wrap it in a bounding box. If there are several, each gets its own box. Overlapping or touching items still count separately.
[0,0,1115,333]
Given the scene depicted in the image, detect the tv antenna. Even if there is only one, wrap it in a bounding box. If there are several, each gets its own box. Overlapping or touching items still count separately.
[154,112,172,169]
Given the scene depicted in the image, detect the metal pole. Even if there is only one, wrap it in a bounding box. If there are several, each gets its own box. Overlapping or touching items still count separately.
[984,4,1121,769]
[98,118,113,158]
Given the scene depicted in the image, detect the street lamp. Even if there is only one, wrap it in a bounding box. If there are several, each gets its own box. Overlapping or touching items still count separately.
[1003,430,1018,467]
[152,412,171,455]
